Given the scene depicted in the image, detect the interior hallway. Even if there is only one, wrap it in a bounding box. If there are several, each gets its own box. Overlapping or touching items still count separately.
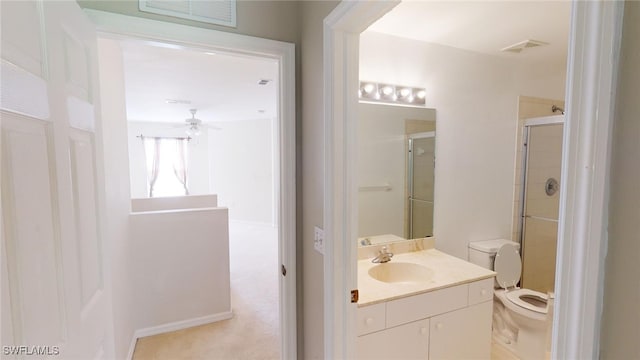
[132,221,280,359]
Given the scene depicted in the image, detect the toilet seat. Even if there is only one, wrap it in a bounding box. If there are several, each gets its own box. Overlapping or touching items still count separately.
[506,289,548,314]
[494,244,549,314]
[494,289,548,323]
[494,244,522,289]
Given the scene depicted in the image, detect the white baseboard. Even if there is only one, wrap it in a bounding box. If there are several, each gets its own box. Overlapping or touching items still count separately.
[126,336,137,360]
[127,311,233,359]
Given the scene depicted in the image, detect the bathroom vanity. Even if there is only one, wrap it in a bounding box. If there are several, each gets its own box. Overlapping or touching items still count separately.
[357,241,496,360]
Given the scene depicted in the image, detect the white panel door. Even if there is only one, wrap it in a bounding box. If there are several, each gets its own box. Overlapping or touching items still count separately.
[1,1,111,359]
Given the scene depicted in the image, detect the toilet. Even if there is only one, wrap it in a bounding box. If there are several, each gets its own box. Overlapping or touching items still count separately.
[468,239,553,360]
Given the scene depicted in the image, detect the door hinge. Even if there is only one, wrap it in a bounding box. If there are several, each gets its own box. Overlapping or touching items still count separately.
[351,289,359,303]
[281,264,287,276]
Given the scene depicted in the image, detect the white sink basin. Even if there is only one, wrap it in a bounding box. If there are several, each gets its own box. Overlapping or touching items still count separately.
[368,262,434,284]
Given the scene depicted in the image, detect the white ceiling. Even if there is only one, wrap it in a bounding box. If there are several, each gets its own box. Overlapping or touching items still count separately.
[121,1,569,126]
[121,41,278,124]
[366,1,571,67]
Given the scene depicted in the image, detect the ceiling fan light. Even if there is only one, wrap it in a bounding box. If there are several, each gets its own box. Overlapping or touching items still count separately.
[186,125,201,137]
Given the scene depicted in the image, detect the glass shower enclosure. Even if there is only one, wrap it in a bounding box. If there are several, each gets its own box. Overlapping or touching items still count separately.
[518,116,564,293]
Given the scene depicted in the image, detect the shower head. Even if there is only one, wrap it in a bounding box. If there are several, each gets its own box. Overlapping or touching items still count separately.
[552,105,565,115]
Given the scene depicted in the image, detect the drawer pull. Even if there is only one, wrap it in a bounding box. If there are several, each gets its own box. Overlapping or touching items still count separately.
[436,322,443,330]
[481,289,488,296]
[420,327,428,335]
[365,318,374,326]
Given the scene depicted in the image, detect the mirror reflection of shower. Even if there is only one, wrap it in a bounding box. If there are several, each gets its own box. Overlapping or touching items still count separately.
[518,115,564,293]
[408,132,435,239]
[357,103,436,246]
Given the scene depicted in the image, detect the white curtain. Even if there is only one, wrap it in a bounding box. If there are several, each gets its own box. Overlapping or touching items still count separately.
[143,137,162,197]
[173,139,188,195]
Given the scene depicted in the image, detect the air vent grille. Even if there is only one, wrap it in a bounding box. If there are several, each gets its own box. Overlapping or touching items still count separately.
[139,0,236,28]
[501,39,549,54]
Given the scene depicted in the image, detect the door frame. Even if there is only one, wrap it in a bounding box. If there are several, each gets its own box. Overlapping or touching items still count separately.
[323,1,623,359]
[83,9,298,359]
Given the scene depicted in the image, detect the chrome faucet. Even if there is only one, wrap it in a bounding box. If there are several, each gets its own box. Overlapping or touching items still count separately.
[372,246,394,263]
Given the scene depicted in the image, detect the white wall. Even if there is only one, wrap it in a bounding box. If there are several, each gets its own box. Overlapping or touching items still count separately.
[130,207,231,331]
[209,118,275,225]
[299,2,341,358]
[600,2,640,358]
[96,38,135,360]
[360,32,567,260]
[79,0,300,45]
[131,194,218,212]
[127,121,210,198]
[358,103,435,238]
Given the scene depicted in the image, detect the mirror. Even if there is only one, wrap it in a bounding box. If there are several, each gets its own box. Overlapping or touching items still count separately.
[358,102,436,246]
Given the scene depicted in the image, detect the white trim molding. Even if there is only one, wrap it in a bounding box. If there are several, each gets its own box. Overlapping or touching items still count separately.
[553,1,623,359]
[84,10,297,360]
[322,1,399,359]
[134,311,233,339]
[323,1,623,360]
[127,312,233,360]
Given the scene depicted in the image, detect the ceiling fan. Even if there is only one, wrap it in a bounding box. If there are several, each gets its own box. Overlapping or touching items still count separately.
[180,108,220,136]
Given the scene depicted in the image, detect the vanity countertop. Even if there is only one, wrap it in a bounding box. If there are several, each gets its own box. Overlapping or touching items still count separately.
[358,247,496,307]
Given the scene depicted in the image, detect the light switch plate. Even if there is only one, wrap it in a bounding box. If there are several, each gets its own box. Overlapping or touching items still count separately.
[314,226,324,254]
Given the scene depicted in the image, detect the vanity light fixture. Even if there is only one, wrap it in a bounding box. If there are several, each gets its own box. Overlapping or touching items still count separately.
[359,81,426,106]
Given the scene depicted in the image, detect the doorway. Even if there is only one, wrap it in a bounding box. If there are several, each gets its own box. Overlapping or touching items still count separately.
[116,38,281,358]
[88,9,297,359]
[322,1,622,359]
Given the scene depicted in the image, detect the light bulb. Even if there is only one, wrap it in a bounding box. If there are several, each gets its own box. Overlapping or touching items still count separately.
[399,88,411,97]
[381,86,393,96]
[186,125,201,137]
[363,83,375,94]
[416,90,426,99]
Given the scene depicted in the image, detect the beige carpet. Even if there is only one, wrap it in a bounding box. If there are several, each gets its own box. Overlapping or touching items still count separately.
[133,222,280,360]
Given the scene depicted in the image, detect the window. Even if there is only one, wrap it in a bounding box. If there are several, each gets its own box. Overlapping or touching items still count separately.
[144,137,189,197]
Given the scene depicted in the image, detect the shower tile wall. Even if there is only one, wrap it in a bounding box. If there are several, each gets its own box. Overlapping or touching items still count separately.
[521,124,563,293]
[522,218,558,293]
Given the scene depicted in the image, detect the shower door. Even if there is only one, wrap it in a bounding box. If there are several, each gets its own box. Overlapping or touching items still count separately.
[408,133,435,239]
[520,122,563,293]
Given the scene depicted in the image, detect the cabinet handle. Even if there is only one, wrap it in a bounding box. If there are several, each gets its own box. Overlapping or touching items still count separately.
[420,327,428,335]
[365,318,374,326]
[481,289,488,296]
[436,322,443,330]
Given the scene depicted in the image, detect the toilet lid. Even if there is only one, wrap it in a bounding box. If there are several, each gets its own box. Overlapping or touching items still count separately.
[494,244,522,289]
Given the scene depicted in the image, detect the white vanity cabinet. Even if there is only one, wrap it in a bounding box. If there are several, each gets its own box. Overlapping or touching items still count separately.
[357,278,494,360]
[357,319,430,360]
[429,301,493,359]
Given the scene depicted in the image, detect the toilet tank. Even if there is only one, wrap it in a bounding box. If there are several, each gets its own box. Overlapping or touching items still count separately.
[468,239,520,270]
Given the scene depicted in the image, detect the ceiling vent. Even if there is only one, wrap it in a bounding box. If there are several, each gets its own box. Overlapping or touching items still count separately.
[258,79,272,85]
[500,39,549,54]
[165,99,192,105]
